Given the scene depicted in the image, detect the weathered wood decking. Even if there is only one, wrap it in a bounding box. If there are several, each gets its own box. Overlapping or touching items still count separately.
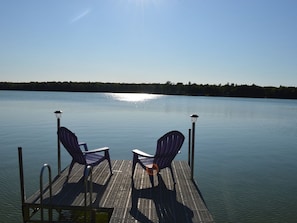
[24,160,214,223]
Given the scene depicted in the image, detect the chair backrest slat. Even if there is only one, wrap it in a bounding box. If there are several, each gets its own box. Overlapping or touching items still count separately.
[154,131,185,169]
[58,127,86,165]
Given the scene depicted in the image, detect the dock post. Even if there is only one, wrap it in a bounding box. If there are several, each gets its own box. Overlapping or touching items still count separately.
[190,114,198,181]
[18,147,26,222]
[188,128,191,167]
[54,110,62,176]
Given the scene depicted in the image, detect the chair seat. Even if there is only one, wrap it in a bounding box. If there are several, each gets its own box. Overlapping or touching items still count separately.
[139,157,154,168]
[85,153,106,166]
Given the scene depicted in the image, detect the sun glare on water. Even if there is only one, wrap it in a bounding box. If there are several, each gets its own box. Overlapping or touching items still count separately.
[108,93,162,102]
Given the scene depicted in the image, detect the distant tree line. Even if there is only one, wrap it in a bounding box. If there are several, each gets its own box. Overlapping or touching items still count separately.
[0,81,296,99]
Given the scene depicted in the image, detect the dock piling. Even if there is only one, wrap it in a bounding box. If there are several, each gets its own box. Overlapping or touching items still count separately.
[188,128,191,167]
[54,110,62,176]
[18,147,27,222]
[190,114,199,181]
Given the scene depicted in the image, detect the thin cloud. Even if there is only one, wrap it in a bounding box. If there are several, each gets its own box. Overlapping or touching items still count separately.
[70,9,91,23]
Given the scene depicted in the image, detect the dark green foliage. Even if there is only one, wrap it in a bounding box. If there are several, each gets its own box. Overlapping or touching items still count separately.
[0,82,296,99]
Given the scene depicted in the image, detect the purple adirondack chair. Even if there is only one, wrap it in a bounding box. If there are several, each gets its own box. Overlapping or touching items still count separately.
[132,130,185,187]
[58,126,112,179]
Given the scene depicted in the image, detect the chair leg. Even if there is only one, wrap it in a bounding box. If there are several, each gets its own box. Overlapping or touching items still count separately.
[169,166,176,184]
[132,154,138,178]
[105,151,113,175]
[108,159,113,175]
[149,174,154,187]
[67,160,75,180]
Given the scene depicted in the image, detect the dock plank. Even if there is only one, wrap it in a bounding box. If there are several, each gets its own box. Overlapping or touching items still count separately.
[24,160,214,223]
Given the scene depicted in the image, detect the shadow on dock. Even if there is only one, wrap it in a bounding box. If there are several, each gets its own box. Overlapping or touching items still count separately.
[130,174,194,223]
[42,175,112,207]
[20,160,214,222]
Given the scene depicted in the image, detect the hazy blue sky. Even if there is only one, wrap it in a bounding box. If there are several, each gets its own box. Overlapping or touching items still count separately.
[1,0,296,87]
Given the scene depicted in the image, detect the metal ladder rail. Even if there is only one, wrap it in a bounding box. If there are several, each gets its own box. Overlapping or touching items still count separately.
[84,165,93,222]
[40,164,52,222]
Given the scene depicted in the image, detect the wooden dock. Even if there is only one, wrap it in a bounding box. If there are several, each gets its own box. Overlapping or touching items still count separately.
[22,160,214,223]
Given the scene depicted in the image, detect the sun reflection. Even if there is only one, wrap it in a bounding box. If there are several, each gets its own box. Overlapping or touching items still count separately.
[108,93,162,102]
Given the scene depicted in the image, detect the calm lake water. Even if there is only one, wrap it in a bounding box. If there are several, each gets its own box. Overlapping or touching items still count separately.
[0,90,296,223]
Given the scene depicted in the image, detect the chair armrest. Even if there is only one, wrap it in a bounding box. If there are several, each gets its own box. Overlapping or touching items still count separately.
[83,147,109,154]
[79,142,88,151]
[132,149,154,158]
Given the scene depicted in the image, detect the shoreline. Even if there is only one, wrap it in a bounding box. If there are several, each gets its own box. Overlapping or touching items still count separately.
[1,81,297,99]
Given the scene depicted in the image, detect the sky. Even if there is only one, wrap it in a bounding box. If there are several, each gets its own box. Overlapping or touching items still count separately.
[0,0,296,87]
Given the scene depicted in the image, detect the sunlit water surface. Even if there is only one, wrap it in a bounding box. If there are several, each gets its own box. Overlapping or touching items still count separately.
[0,91,296,223]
